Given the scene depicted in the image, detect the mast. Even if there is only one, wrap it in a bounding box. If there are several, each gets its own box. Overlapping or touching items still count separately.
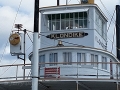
[116,5,120,60]
[32,0,39,90]
[57,0,59,6]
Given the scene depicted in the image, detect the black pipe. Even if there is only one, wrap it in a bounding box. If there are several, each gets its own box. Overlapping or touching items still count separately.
[116,5,120,60]
[34,0,39,32]
[57,0,59,6]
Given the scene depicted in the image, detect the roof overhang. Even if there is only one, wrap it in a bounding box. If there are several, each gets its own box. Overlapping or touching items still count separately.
[39,4,108,21]
[43,8,89,14]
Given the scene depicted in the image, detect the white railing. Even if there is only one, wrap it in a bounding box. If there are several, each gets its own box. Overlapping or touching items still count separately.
[0,62,120,82]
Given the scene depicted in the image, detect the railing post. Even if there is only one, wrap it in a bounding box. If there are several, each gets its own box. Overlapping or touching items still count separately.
[97,62,98,79]
[77,62,78,79]
[110,60,113,79]
[16,65,18,80]
[76,81,79,90]
[116,64,118,80]
[117,82,119,90]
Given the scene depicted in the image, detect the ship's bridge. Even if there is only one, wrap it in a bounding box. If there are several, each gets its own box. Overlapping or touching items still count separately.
[40,4,108,50]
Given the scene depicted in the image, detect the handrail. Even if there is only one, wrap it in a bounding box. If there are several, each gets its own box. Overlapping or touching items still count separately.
[0,61,120,67]
[0,62,120,82]
[0,63,31,67]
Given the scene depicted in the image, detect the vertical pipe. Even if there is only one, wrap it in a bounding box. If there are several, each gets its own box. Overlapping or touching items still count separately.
[34,0,39,33]
[32,0,39,90]
[57,0,59,6]
[116,5,120,60]
[32,33,39,90]
[23,29,26,80]
[66,0,68,5]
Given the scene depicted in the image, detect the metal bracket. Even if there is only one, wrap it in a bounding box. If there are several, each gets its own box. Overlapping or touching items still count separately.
[17,55,25,60]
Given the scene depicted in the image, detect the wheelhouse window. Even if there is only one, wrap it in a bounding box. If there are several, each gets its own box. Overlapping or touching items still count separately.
[49,53,58,66]
[77,53,86,65]
[102,56,107,70]
[47,12,88,31]
[63,52,72,65]
[91,54,98,67]
[95,12,106,40]
[39,55,45,67]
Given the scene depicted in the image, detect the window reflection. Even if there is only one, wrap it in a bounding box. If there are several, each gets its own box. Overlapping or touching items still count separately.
[56,21,60,30]
[47,12,88,31]
[61,20,66,29]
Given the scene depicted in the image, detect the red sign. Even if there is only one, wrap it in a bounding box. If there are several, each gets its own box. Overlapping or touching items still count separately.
[44,67,60,78]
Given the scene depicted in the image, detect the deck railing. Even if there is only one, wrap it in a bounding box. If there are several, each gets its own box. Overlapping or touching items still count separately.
[0,62,120,82]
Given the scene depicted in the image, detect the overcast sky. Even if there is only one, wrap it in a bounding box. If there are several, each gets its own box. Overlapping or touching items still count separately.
[0,0,119,77]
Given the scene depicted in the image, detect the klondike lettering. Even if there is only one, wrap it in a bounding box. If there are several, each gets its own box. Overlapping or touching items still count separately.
[46,32,88,39]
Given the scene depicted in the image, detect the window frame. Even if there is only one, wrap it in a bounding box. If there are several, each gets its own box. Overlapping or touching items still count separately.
[39,54,45,67]
[47,11,88,31]
[90,54,98,67]
[95,11,106,40]
[102,56,107,70]
[77,53,86,65]
[49,53,58,66]
[63,52,72,65]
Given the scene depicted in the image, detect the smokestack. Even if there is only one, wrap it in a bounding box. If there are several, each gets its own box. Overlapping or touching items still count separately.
[88,0,94,4]
[116,5,120,60]
[57,0,59,6]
